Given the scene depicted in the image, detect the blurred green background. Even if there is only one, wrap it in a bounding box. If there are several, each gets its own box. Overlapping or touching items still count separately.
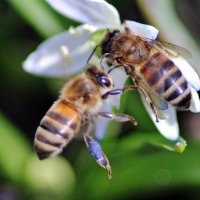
[1,0,200,199]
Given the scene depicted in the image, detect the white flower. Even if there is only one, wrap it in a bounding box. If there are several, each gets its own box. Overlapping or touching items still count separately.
[23,0,200,141]
[23,0,121,77]
[23,0,158,77]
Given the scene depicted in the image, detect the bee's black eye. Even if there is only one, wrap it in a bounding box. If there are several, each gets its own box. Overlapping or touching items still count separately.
[97,76,111,87]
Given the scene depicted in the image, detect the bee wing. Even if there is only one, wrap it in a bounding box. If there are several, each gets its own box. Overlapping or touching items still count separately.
[153,40,192,60]
[139,91,167,120]
[140,37,200,91]
[140,80,168,111]
[132,70,168,112]
[149,92,168,111]
[171,56,200,91]
[152,40,200,91]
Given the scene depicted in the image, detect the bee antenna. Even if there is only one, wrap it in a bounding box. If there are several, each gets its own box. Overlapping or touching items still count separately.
[100,53,113,70]
[108,65,123,74]
[87,45,99,64]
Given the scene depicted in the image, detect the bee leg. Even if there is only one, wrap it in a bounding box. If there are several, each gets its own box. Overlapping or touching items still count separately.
[102,86,138,99]
[137,86,159,122]
[102,85,159,122]
[97,112,137,126]
[83,117,112,179]
[84,135,112,179]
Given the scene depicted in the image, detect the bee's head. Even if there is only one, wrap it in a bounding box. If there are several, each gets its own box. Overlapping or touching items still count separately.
[86,65,113,89]
[100,30,121,55]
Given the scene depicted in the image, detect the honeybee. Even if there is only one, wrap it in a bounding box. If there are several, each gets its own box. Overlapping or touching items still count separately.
[34,64,136,179]
[100,28,195,121]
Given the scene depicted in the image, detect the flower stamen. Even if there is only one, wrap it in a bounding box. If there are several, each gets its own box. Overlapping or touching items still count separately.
[83,24,97,33]
[60,45,72,64]
[69,26,81,36]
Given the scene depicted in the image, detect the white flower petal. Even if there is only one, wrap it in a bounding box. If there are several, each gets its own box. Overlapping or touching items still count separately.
[106,67,128,109]
[141,95,179,141]
[95,103,112,140]
[125,20,159,40]
[189,87,200,113]
[23,25,96,77]
[46,0,120,28]
[171,56,200,91]
[94,68,128,139]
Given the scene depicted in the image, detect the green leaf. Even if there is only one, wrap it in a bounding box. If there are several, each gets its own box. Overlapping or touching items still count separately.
[0,112,31,182]
[74,132,200,199]
[24,156,76,199]
[109,132,187,156]
[0,114,76,198]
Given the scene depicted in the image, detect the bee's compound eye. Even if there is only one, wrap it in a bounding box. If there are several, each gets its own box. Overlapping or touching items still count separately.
[98,76,111,87]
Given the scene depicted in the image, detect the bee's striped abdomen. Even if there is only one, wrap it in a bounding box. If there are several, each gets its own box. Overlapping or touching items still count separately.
[34,100,80,160]
[140,52,191,110]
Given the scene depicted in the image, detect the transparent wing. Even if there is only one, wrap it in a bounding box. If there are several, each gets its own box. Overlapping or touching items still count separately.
[171,56,200,91]
[149,39,200,91]
[138,36,192,60]
[136,37,200,93]
[132,74,168,111]
[154,40,192,60]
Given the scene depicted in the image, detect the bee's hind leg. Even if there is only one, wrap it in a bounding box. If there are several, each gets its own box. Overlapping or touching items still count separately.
[82,116,112,179]
[137,86,159,122]
[96,112,137,126]
[102,84,159,122]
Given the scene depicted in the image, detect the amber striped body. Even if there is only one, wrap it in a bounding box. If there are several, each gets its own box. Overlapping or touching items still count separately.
[34,65,114,161]
[139,52,191,109]
[101,30,191,110]
[34,100,80,160]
